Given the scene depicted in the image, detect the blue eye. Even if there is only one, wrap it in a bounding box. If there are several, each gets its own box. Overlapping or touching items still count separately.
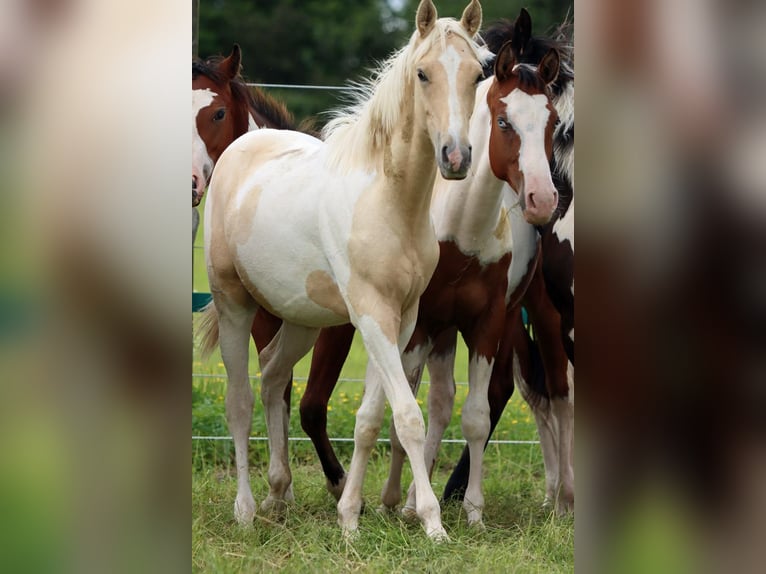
[497,117,508,129]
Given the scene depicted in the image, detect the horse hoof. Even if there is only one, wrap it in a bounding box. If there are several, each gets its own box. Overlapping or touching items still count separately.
[376,503,395,515]
[234,495,256,525]
[400,505,419,522]
[341,526,359,542]
[260,496,287,517]
[327,475,346,501]
[468,517,486,531]
[426,526,450,543]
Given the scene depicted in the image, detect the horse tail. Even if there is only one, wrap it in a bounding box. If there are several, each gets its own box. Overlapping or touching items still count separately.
[196,301,220,360]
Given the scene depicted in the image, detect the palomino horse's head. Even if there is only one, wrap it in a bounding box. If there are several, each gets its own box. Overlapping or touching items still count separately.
[487,28,560,225]
[410,0,484,180]
[192,45,251,207]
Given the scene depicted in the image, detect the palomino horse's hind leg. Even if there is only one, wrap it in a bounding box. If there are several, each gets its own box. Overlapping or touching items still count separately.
[215,297,258,525]
[337,362,387,536]
[258,322,319,515]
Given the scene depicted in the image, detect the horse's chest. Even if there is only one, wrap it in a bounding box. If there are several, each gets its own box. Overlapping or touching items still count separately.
[421,242,511,321]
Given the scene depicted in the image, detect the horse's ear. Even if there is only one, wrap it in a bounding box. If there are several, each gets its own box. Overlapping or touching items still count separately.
[538,48,560,86]
[460,0,482,37]
[221,44,242,80]
[494,41,517,83]
[416,0,437,38]
[513,7,532,55]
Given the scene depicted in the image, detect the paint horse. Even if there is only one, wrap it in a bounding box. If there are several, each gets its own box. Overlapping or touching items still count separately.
[192,44,296,242]
[297,14,562,529]
[199,0,485,540]
[442,10,575,512]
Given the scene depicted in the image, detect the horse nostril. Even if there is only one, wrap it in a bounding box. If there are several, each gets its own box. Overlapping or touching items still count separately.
[192,175,198,191]
[528,193,537,209]
[441,145,449,164]
[467,146,472,163]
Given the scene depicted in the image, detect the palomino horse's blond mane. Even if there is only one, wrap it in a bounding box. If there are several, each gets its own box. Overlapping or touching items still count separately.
[322,18,485,173]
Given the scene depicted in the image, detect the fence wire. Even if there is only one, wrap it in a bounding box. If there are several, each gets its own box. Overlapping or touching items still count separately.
[192,81,540,449]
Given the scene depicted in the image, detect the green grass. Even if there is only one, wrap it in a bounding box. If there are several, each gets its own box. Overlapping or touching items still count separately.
[192,318,573,572]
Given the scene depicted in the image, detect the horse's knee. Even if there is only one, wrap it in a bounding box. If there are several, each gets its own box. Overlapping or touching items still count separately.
[393,403,425,444]
[354,415,382,447]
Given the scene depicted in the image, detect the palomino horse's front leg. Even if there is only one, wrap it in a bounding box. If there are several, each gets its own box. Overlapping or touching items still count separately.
[215,298,258,525]
[258,322,319,514]
[379,338,431,513]
[339,305,446,541]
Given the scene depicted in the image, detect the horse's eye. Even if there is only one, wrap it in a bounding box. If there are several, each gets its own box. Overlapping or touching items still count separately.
[417,69,429,83]
[497,117,508,130]
[213,109,226,121]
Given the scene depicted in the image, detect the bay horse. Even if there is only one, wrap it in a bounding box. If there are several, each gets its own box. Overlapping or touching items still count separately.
[442,10,575,513]
[297,12,562,529]
[198,0,485,540]
[192,44,296,241]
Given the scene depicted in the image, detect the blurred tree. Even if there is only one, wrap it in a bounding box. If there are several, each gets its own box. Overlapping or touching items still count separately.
[197,0,572,124]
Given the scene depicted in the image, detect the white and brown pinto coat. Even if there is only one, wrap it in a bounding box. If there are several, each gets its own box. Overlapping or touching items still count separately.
[200,0,485,540]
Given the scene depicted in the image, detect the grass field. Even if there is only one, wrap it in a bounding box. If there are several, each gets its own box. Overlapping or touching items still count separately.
[193,326,573,572]
[192,206,572,571]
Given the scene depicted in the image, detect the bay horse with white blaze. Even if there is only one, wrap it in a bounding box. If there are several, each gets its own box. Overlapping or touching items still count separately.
[192,45,297,241]
[296,9,561,528]
[199,0,485,540]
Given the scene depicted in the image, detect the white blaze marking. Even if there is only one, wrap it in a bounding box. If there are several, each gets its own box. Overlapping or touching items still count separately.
[500,89,552,190]
[192,88,216,179]
[438,45,464,150]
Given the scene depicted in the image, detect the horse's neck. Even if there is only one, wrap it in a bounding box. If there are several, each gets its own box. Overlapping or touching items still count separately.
[381,110,438,229]
[431,84,507,252]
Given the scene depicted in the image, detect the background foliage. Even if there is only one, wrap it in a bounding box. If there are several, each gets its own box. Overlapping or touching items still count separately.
[197,0,572,122]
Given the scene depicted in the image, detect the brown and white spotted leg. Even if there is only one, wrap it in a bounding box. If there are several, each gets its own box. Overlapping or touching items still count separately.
[460,351,493,528]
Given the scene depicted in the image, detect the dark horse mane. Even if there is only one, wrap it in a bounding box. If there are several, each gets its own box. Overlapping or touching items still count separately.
[482,19,574,98]
[482,14,574,220]
[192,55,297,132]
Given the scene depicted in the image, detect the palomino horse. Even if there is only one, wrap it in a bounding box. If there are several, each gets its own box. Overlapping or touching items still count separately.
[199,0,485,540]
[442,10,575,513]
[297,12,561,529]
[192,45,297,241]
